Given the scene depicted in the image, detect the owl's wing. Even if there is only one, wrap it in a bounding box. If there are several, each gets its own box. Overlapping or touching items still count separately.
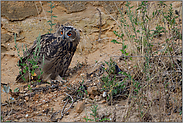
[16,33,58,82]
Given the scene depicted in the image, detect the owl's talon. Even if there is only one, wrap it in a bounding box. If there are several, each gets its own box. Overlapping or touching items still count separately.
[51,80,66,85]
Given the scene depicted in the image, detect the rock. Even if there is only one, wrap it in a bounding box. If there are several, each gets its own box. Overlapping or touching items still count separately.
[1,44,9,53]
[1,34,12,44]
[85,98,94,104]
[95,95,101,101]
[60,1,87,14]
[98,100,106,104]
[2,23,23,36]
[90,1,103,6]
[75,101,85,113]
[33,94,39,101]
[85,104,92,107]
[90,94,95,100]
[87,87,93,95]
[91,86,99,95]
[1,1,42,21]
[101,1,125,14]
[25,96,29,101]
[103,91,107,97]
[87,86,99,96]
[90,1,125,14]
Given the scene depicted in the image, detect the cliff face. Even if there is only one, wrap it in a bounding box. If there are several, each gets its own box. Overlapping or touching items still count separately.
[1,1,181,55]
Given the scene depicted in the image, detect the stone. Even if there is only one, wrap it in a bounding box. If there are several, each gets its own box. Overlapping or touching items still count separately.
[90,1,103,6]
[1,1,42,21]
[75,101,85,113]
[25,96,29,101]
[101,1,125,14]
[87,86,99,96]
[90,94,95,100]
[87,87,93,95]
[90,1,125,14]
[59,1,87,14]
[2,23,23,36]
[98,100,106,104]
[1,34,12,44]
[1,44,9,53]
[91,86,99,95]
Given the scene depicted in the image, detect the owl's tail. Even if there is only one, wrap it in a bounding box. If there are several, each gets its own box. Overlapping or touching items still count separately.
[16,73,30,83]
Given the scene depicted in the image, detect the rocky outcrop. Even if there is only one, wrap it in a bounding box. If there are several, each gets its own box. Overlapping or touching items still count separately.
[59,1,88,14]
[1,1,42,21]
[1,1,182,54]
[1,34,12,44]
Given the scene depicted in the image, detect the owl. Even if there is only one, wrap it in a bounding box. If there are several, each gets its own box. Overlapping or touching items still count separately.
[16,24,80,83]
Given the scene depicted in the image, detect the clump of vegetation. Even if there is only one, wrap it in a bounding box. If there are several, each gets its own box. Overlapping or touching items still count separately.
[77,79,88,99]
[84,102,110,122]
[15,33,44,87]
[101,58,126,105]
[47,1,57,33]
[110,1,182,122]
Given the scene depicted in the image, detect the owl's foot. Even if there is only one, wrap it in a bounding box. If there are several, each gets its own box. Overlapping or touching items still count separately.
[50,75,67,84]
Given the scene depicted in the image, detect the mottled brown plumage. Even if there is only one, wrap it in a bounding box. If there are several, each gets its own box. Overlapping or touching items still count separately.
[16,25,80,83]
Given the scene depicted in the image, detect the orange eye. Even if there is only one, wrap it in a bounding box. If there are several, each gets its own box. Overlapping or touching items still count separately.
[67,32,72,36]
[60,31,63,35]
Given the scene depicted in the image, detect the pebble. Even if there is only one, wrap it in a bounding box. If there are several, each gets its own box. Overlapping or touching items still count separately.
[75,101,85,113]
[87,86,99,95]
[25,96,29,101]
[98,100,106,104]
[103,92,107,97]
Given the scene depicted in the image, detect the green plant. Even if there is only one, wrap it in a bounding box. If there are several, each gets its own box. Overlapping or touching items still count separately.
[151,24,165,37]
[90,103,99,122]
[13,87,19,92]
[119,71,141,94]
[111,1,182,122]
[179,110,182,115]
[77,79,88,99]
[15,33,44,86]
[111,31,130,60]
[83,114,93,122]
[47,1,57,33]
[101,58,126,105]
[84,102,110,122]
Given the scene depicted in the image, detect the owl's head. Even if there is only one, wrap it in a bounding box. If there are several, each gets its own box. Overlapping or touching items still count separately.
[55,25,80,42]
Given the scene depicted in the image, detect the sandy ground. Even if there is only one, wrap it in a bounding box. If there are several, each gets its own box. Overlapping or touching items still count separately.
[1,40,128,122]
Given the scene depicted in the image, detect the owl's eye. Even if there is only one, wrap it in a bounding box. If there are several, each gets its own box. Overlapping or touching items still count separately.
[67,32,72,36]
[60,31,63,35]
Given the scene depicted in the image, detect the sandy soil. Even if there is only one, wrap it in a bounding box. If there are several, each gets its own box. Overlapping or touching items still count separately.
[1,40,127,122]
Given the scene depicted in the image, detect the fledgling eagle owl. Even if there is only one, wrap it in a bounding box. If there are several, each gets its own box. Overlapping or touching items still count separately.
[16,24,80,83]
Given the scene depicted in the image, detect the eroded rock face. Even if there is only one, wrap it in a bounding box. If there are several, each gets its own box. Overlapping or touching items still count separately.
[1,34,12,44]
[59,1,87,14]
[1,1,182,55]
[1,1,42,21]
[90,1,125,14]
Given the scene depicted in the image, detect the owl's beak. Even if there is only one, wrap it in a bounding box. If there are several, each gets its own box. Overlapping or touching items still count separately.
[62,35,65,39]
